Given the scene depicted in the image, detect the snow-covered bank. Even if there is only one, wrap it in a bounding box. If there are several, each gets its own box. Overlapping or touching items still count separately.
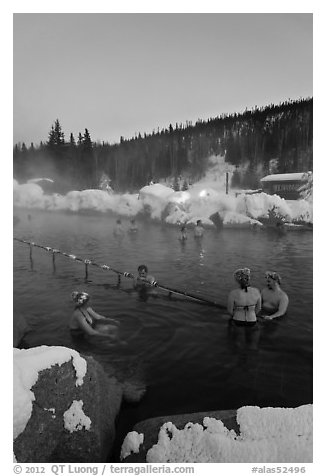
[13,156,312,226]
[121,404,312,463]
[13,177,313,227]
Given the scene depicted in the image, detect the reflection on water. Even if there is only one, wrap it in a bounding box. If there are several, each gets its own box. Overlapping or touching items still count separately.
[13,209,312,428]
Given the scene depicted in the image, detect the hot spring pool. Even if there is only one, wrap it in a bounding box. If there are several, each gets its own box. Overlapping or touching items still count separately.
[13,208,313,453]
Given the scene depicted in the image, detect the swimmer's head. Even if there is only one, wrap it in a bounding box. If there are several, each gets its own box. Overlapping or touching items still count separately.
[196,220,202,226]
[234,268,251,290]
[138,265,148,277]
[71,291,90,306]
[265,271,281,286]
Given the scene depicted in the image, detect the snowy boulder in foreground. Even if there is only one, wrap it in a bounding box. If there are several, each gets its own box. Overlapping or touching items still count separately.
[14,346,124,463]
[120,404,312,463]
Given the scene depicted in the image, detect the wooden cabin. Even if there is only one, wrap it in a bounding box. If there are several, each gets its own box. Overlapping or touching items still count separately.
[260,173,308,200]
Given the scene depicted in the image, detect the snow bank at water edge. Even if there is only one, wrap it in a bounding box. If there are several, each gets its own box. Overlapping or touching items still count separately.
[13,177,312,226]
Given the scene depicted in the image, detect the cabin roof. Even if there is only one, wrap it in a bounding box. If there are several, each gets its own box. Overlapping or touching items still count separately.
[260,173,306,183]
[27,177,54,184]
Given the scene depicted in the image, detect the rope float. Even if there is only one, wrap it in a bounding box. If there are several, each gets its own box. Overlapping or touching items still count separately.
[14,237,225,309]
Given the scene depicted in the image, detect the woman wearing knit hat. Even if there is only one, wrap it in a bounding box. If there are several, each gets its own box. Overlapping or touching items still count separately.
[227,268,261,326]
[69,291,120,338]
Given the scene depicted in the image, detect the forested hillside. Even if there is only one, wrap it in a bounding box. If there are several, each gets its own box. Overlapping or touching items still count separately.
[13,98,312,193]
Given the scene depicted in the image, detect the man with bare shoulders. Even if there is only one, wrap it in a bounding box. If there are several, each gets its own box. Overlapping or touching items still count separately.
[133,265,155,289]
[260,271,289,320]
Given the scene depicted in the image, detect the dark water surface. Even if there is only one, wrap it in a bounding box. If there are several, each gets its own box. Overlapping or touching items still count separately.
[13,209,312,453]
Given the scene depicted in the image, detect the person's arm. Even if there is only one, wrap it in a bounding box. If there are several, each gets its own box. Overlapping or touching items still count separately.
[74,312,101,336]
[259,289,266,317]
[137,275,155,285]
[87,307,120,325]
[262,293,289,320]
[255,294,262,315]
[146,275,155,285]
[227,292,235,317]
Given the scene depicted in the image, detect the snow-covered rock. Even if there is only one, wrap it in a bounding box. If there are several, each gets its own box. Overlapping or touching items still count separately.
[14,347,123,463]
[222,211,263,228]
[139,184,174,220]
[139,183,175,200]
[13,182,45,209]
[120,431,144,460]
[235,192,292,221]
[121,405,312,463]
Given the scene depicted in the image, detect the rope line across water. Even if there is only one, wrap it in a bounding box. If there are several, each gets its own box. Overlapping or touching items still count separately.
[14,237,225,309]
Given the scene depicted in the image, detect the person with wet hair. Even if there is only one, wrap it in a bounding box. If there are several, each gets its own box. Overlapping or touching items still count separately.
[133,265,155,289]
[113,218,125,237]
[227,268,261,326]
[128,218,138,233]
[260,271,289,319]
[194,219,204,238]
[178,224,187,241]
[69,291,120,337]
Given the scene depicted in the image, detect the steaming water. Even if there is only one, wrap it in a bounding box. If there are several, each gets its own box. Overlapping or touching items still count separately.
[13,209,312,455]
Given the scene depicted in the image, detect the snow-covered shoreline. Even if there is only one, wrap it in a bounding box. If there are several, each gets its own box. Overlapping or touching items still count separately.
[13,156,313,227]
[13,179,312,228]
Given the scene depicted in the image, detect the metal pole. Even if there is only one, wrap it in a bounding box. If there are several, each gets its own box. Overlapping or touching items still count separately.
[52,252,56,273]
[29,244,34,270]
[226,172,229,195]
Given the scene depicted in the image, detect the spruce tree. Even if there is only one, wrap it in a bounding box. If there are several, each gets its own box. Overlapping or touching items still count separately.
[54,119,65,145]
[47,119,65,148]
[80,128,96,188]
[77,132,83,147]
[83,128,93,151]
[47,125,56,149]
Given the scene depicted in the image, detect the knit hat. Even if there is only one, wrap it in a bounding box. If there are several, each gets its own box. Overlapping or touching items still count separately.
[234,268,251,287]
[71,291,90,305]
[265,271,281,284]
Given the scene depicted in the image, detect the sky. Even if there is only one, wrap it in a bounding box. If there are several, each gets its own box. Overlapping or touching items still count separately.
[13,12,313,146]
